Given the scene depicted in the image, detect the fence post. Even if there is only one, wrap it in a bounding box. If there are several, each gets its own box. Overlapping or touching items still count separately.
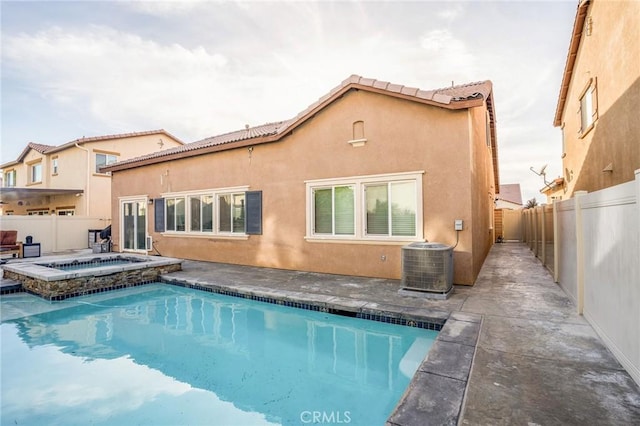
[574,190,588,314]
[553,199,559,283]
[52,214,58,253]
[532,208,537,254]
[540,206,546,265]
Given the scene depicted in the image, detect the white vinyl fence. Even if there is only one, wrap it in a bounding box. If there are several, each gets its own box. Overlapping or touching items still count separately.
[0,215,110,254]
[523,170,640,386]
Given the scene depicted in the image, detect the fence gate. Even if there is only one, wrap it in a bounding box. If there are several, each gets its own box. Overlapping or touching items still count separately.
[502,209,523,241]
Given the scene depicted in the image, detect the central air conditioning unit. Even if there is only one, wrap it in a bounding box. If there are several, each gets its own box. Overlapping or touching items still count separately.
[401,242,454,299]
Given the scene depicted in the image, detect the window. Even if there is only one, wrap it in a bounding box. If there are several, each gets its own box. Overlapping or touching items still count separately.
[27,209,49,215]
[30,162,42,183]
[57,209,75,216]
[4,170,16,187]
[306,172,423,241]
[166,197,186,232]
[365,181,416,236]
[579,79,598,135]
[189,195,213,232]
[96,153,118,173]
[218,193,246,233]
[158,187,261,236]
[52,157,58,174]
[312,186,355,235]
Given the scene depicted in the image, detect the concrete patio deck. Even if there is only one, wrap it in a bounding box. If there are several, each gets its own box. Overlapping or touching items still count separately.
[2,243,639,424]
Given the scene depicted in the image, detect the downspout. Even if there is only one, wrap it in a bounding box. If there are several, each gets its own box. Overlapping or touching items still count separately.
[75,143,91,216]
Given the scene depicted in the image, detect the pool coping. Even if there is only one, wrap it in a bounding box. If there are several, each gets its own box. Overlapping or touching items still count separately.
[160,274,482,426]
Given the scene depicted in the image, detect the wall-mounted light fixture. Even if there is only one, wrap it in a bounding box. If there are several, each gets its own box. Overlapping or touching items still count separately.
[602,163,613,173]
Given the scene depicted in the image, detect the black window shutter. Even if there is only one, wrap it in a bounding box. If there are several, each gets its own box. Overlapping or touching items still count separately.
[245,191,262,235]
[154,198,165,232]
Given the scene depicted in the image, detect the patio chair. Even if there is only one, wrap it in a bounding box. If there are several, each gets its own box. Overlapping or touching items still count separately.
[0,230,22,258]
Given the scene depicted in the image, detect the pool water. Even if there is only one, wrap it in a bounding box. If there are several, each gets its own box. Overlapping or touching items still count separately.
[1,284,437,425]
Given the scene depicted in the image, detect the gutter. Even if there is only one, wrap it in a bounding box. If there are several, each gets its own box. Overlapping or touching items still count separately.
[75,143,91,215]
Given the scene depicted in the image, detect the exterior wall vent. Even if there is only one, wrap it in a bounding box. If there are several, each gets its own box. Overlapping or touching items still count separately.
[401,242,453,299]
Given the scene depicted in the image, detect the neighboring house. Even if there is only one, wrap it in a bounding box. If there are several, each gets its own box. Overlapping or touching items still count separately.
[0,130,183,218]
[104,75,499,285]
[495,183,523,210]
[553,0,640,197]
[540,177,566,203]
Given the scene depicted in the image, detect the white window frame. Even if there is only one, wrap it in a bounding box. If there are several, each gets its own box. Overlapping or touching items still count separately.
[578,78,598,136]
[95,153,118,174]
[217,192,246,234]
[52,157,59,175]
[4,170,16,187]
[311,185,356,236]
[305,171,424,243]
[30,162,42,184]
[162,186,249,238]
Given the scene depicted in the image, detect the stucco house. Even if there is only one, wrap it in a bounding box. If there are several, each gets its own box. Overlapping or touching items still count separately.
[554,0,639,197]
[105,75,499,285]
[0,130,183,218]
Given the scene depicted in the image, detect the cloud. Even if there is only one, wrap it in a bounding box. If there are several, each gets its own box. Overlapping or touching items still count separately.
[437,4,465,22]
[125,0,207,16]
[3,26,233,140]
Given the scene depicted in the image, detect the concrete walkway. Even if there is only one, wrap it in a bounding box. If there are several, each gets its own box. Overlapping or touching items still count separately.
[458,243,640,425]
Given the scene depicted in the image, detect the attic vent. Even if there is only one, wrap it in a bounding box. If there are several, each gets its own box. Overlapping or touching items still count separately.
[348,120,367,147]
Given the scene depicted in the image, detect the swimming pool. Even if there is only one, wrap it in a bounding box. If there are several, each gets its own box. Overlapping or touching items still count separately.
[1,283,437,425]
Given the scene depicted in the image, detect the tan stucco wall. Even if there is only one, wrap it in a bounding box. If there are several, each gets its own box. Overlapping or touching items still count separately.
[560,0,640,197]
[469,106,497,280]
[111,90,494,284]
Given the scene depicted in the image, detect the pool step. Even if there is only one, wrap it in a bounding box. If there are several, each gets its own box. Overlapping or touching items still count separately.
[0,277,23,295]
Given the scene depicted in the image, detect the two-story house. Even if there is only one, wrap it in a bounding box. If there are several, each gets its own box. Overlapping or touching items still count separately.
[104,75,499,285]
[553,0,639,197]
[0,130,183,218]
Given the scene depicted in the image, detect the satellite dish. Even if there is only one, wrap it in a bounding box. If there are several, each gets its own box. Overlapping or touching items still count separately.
[529,164,548,177]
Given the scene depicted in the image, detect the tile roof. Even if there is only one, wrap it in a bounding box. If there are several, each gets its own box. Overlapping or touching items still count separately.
[27,143,56,154]
[497,184,523,205]
[108,75,495,171]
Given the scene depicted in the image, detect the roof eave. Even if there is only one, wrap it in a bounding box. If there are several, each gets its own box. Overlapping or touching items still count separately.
[103,135,280,173]
[554,0,591,127]
[47,129,185,155]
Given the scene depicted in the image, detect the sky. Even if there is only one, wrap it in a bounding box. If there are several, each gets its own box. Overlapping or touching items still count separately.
[0,0,578,203]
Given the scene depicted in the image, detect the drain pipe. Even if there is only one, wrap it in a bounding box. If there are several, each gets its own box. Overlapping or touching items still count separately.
[75,142,91,216]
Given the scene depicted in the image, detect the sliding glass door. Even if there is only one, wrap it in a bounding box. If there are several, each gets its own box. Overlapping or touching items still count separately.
[122,199,147,251]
